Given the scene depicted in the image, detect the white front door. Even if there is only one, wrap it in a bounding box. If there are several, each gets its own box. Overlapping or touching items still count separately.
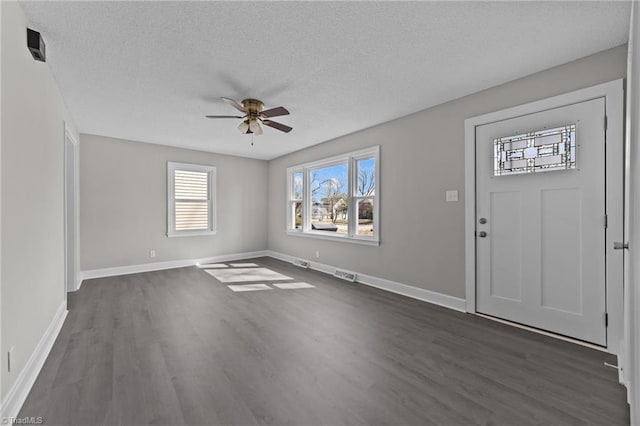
[475,98,607,346]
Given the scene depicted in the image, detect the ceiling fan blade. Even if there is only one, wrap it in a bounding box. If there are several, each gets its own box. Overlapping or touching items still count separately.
[262,119,292,133]
[221,97,246,113]
[261,106,290,118]
[206,115,244,119]
[249,119,263,135]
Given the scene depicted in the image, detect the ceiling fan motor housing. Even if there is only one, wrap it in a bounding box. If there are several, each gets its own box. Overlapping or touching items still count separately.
[242,98,264,118]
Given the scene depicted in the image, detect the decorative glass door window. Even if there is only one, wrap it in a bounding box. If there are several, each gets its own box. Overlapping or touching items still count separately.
[493,124,576,176]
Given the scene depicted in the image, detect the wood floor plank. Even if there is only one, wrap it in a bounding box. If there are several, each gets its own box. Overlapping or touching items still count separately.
[19,257,630,425]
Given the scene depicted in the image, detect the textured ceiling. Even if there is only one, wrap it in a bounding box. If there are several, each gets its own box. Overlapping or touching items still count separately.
[20,1,630,160]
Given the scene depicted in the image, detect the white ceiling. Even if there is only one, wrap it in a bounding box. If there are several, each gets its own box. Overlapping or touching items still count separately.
[20,1,630,160]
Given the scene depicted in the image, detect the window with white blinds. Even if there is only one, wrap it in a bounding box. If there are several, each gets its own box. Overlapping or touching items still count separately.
[167,162,216,237]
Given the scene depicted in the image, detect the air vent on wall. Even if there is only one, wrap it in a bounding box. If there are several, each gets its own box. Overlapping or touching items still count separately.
[293,258,310,268]
[334,269,357,283]
[27,28,46,62]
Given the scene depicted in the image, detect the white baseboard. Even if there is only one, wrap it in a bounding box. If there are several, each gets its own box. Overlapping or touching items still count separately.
[0,301,68,420]
[79,249,466,312]
[79,250,268,283]
[265,250,466,312]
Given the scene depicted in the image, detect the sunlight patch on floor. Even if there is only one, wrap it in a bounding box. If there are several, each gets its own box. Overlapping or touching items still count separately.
[272,282,315,289]
[227,284,272,292]
[205,267,293,283]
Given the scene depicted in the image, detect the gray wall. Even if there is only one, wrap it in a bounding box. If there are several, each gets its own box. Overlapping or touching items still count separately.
[267,45,628,299]
[1,1,79,401]
[79,135,268,270]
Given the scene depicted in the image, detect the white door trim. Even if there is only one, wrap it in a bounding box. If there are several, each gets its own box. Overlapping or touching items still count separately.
[464,79,624,356]
[624,1,639,415]
[63,122,79,293]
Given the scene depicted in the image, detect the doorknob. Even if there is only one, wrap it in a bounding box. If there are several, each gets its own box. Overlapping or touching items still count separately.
[479,218,487,224]
[478,231,487,238]
[613,241,629,250]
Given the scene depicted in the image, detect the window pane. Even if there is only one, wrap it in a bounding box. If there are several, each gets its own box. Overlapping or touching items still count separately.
[291,201,302,230]
[310,163,348,233]
[356,157,376,196]
[175,201,209,230]
[175,170,208,200]
[357,198,375,236]
[292,172,303,200]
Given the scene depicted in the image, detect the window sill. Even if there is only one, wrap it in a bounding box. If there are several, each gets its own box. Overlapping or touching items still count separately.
[286,230,380,246]
[167,230,217,238]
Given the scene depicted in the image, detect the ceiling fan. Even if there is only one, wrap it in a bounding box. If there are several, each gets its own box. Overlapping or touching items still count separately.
[206,97,292,135]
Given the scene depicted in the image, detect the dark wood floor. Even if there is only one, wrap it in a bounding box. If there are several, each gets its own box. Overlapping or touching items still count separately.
[20,257,629,425]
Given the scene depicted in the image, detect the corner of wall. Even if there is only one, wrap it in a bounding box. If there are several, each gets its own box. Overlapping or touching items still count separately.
[1,0,77,411]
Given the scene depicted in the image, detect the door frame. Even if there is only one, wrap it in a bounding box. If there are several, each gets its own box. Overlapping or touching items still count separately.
[464,79,624,356]
[64,122,79,293]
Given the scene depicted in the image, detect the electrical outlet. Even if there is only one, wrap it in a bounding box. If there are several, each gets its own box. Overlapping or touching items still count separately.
[8,346,13,373]
[149,250,156,258]
[315,251,320,258]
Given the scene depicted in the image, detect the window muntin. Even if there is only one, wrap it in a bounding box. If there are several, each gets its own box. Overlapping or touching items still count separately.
[287,146,379,244]
[493,124,577,176]
[168,162,216,237]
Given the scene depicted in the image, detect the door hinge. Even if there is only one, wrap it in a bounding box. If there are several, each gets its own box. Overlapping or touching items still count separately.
[604,115,608,132]
[605,313,609,327]
[604,214,608,229]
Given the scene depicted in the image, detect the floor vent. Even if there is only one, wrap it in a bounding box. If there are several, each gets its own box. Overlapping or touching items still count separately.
[334,269,357,282]
[293,258,310,268]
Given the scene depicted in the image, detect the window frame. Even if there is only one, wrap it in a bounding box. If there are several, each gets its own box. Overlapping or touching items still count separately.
[167,161,217,238]
[286,146,380,246]
[288,170,304,232]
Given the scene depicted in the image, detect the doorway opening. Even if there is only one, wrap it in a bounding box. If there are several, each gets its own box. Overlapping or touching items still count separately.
[64,123,78,295]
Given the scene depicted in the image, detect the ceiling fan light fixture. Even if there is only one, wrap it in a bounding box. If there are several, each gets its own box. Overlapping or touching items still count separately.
[238,120,250,134]
[249,119,263,135]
